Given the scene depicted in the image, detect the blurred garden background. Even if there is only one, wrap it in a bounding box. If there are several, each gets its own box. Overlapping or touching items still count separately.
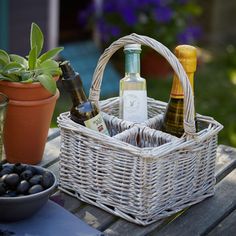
[1,0,236,147]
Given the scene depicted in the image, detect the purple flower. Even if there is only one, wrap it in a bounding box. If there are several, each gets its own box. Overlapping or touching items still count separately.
[121,8,137,26]
[97,20,121,43]
[177,26,202,44]
[78,3,95,25]
[154,6,173,22]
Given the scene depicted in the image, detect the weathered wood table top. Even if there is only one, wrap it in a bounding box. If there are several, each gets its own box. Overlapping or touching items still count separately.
[41,129,236,235]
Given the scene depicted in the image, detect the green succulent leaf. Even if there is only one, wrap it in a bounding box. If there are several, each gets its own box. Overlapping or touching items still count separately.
[3,62,23,72]
[21,78,33,83]
[37,74,57,95]
[0,49,10,64]
[39,59,61,76]
[20,71,32,81]
[0,58,6,70]
[28,46,37,70]
[1,71,19,82]
[10,54,28,68]
[0,74,15,81]
[39,47,64,63]
[30,22,44,57]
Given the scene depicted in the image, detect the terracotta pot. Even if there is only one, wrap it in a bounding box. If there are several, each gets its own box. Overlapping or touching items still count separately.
[141,50,172,78]
[0,80,59,164]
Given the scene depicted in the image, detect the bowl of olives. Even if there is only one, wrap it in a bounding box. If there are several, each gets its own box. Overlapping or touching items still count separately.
[0,163,57,222]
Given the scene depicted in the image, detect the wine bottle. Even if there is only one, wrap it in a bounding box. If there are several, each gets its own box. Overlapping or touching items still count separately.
[161,45,197,137]
[119,44,148,122]
[60,61,109,135]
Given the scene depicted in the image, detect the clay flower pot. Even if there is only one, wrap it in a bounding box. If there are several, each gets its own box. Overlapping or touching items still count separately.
[141,50,172,78]
[0,80,59,164]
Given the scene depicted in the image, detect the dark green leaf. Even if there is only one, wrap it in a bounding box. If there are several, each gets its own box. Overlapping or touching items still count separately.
[21,78,33,83]
[0,58,6,70]
[20,71,32,81]
[10,54,28,67]
[0,74,15,81]
[30,22,44,57]
[1,71,19,82]
[37,74,57,95]
[0,49,10,64]
[28,46,37,70]
[39,47,64,63]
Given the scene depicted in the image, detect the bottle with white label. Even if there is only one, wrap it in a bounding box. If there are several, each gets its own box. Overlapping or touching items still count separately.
[60,61,109,135]
[119,44,148,122]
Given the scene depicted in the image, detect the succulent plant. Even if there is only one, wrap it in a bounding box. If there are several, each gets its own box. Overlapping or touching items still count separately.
[0,22,63,95]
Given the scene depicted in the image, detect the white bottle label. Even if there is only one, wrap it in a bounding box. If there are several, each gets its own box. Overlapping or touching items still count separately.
[84,113,109,135]
[122,90,148,122]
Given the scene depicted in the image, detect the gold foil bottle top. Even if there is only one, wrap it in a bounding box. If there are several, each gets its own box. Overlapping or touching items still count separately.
[175,45,197,73]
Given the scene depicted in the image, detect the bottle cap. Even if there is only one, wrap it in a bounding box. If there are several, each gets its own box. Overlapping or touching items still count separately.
[175,45,197,73]
[60,61,83,90]
[59,61,76,78]
[124,44,141,51]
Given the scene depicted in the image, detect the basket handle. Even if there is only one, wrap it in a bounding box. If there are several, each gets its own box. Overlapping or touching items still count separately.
[89,33,196,137]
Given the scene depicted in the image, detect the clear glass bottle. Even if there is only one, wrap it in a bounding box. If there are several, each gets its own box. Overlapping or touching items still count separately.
[60,61,109,135]
[161,45,197,137]
[119,44,148,122]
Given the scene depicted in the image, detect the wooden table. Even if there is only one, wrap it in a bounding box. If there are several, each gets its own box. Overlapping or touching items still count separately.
[42,129,236,235]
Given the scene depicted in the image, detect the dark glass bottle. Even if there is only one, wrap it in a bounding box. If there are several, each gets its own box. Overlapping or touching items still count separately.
[60,61,109,135]
[161,45,197,137]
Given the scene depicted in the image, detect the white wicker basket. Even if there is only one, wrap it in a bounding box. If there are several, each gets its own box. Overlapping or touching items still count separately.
[57,34,223,226]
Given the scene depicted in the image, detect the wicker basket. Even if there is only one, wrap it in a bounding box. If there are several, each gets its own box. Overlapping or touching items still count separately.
[57,34,223,226]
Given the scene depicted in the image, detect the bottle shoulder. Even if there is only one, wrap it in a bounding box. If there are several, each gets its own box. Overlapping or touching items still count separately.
[121,74,146,82]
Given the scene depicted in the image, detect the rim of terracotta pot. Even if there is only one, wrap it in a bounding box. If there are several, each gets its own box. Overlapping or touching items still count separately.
[8,89,60,106]
[0,76,59,89]
[0,76,60,101]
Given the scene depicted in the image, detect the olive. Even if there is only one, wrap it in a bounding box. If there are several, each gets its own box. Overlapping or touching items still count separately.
[4,190,18,197]
[29,175,42,185]
[42,171,54,189]
[0,182,6,195]
[4,173,20,188]
[0,174,8,183]
[28,184,44,194]
[24,165,37,175]
[0,166,13,176]
[13,163,25,174]
[20,170,33,181]
[17,180,30,194]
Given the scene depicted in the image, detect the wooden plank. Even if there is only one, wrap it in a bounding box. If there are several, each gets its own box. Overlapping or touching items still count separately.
[148,169,236,236]
[208,209,236,236]
[103,145,236,236]
[47,161,60,180]
[104,219,165,236]
[50,190,85,213]
[40,136,60,167]
[75,205,118,231]
[215,145,236,182]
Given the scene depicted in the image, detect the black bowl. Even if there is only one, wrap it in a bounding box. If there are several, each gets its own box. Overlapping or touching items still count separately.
[0,164,57,222]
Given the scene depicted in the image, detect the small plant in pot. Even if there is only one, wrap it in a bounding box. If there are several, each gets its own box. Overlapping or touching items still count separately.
[0,22,63,164]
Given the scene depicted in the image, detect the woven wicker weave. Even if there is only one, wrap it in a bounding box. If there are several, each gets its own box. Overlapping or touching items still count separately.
[57,34,223,225]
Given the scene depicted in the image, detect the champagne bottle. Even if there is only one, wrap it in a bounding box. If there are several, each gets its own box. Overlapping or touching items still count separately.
[119,44,148,122]
[161,45,197,137]
[60,61,109,135]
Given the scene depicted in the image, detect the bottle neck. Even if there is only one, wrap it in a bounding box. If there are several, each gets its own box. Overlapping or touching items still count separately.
[125,51,140,75]
[71,87,88,106]
[170,72,194,99]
